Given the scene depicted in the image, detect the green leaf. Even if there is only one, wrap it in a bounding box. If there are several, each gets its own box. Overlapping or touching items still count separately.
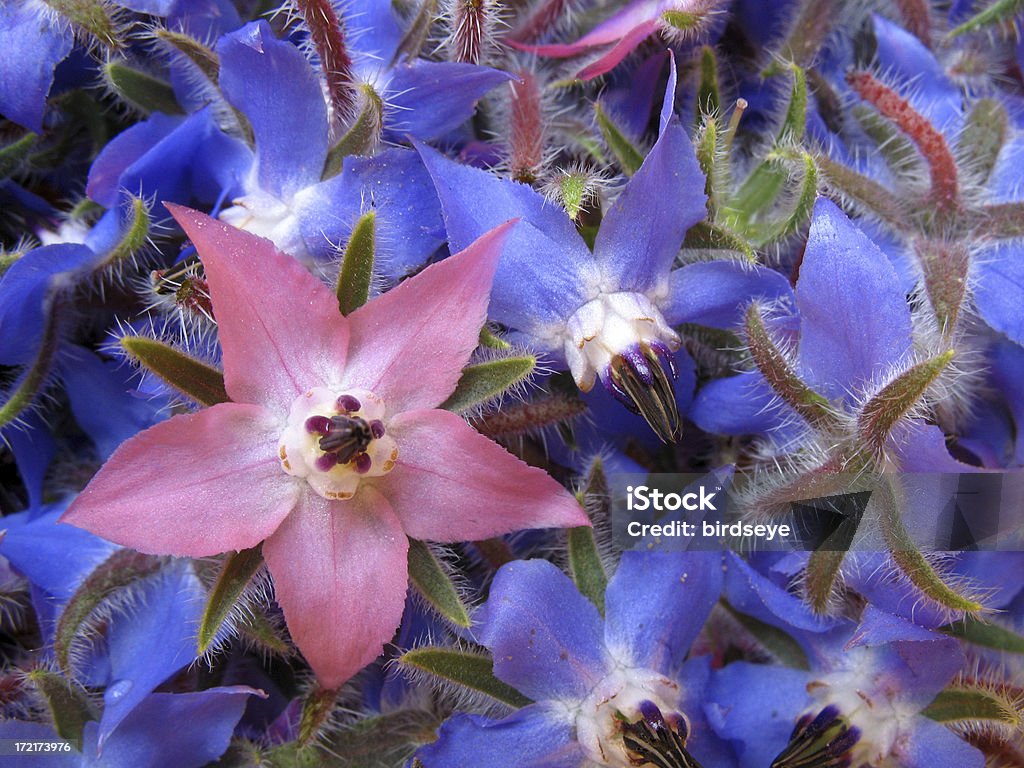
[120,336,229,406]
[441,356,536,413]
[336,210,376,315]
[959,99,1009,186]
[26,668,97,750]
[721,601,809,669]
[857,350,954,453]
[744,303,837,429]
[749,150,817,246]
[55,550,165,673]
[595,101,644,176]
[323,85,384,177]
[399,647,531,708]
[569,459,609,614]
[940,616,1024,654]
[198,546,264,655]
[103,62,183,115]
[407,539,471,628]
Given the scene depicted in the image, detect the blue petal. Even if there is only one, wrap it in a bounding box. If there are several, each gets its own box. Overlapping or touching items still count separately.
[87,114,182,208]
[385,61,515,142]
[872,15,962,135]
[974,242,1024,346]
[593,118,706,293]
[83,687,256,768]
[795,198,912,399]
[295,148,445,278]
[7,410,56,511]
[57,346,167,461]
[0,507,117,600]
[888,421,977,472]
[659,51,678,135]
[848,605,945,646]
[97,560,205,746]
[986,135,1024,202]
[724,551,838,635]
[705,661,811,768]
[413,705,585,768]
[416,140,598,333]
[0,243,99,365]
[897,715,985,768]
[663,261,795,328]
[217,20,327,198]
[604,551,722,671]
[599,53,667,140]
[117,0,175,13]
[0,3,73,132]
[477,559,608,701]
[691,374,793,436]
[347,0,403,66]
[166,0,242,39]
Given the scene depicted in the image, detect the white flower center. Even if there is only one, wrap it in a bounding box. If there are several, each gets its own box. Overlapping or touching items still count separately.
[574,666,682,768]
[278,387,398,500]
[563,292,680,392]
[220,192,310,263]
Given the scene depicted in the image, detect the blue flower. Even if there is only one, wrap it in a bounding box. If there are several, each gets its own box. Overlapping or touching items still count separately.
[418,54,793,441]
[414,551,732,767]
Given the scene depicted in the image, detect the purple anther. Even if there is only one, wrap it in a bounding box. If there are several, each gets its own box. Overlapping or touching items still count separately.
[354,453,372,474]
[336,394,362,413]
[315,453,339,472]
[369,420,386,439]
[305,415,332,434]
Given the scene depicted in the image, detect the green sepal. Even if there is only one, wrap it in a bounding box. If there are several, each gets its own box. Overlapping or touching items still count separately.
[595,101,644,176]
[877,477,985,615]
[395,0,437,62]
[326,710,441,766]
[298,685,337,747]
[744,303,837,429]
[197,546,264,655]
[478,326,511,349]
[803,548,848,615]
[978,202,1024,239]
[399,647,531,708]
[0,296,63,430]
[237,607,291,656]
[153,28,220,83]
[682,220,756,262]
[857,350,954,453]
[473,391,586,438]
[323,85,384,177]
[940,616,1024,654]
[853,102,921,180]
[749,150,817,246]
[440,355,536,413]
[557,171,590,221]
[923,687,1022,730]
[763,0,835,73]
[916,240,969,334]
[959,99,1009,186]
[661,9,705,33]
[55,550,166,673]
[103,62,183,115]
[26,668,97,750]
[775,63,807,144]
[696,45,721,118]
[96,195,150,271]
[569,459,609,615]
[0,132,39,179]
[721,600,809,669]
[947,0,1024,38]
[817,155,910,229]
[694,117,720,215]
[42,0,123,49]
[407,539,471,628]
[120,336,229,406]
[335,210,376,315]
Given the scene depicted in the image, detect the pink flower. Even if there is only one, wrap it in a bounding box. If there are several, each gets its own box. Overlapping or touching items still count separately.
[61,206,589,689]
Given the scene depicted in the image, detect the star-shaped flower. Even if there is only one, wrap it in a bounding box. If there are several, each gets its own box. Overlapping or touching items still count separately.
[61,207,588,688]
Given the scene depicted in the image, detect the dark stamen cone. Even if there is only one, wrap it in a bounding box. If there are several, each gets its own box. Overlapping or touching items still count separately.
[606,344,682,443]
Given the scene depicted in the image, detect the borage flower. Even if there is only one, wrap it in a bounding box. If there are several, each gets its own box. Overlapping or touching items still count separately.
[61,208,588,689]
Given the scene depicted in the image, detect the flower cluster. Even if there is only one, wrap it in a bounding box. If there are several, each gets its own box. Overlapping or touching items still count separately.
[1,0,1023,765]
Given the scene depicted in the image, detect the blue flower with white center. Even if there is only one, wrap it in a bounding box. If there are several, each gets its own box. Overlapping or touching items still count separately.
[417,54,793,442]
[707,552,985,768]
[413,551,733,768]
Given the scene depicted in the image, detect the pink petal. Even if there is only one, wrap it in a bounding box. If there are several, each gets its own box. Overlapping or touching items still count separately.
[575,20,660,81]
[342,221,516,413]
[377,409,590,542]
[61,403,300,557]
[262,487,408,689]
[168,205,349,412]
[510,0,659,55]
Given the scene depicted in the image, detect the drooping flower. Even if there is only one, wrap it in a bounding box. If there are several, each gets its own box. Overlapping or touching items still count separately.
[413,551,733,767]
[417,54,793,442]
[61,207,589,689]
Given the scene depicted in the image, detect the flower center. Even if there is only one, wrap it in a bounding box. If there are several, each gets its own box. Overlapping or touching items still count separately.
[574,667,693,768]
[564,292,682,443]
[278,387,398,500]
